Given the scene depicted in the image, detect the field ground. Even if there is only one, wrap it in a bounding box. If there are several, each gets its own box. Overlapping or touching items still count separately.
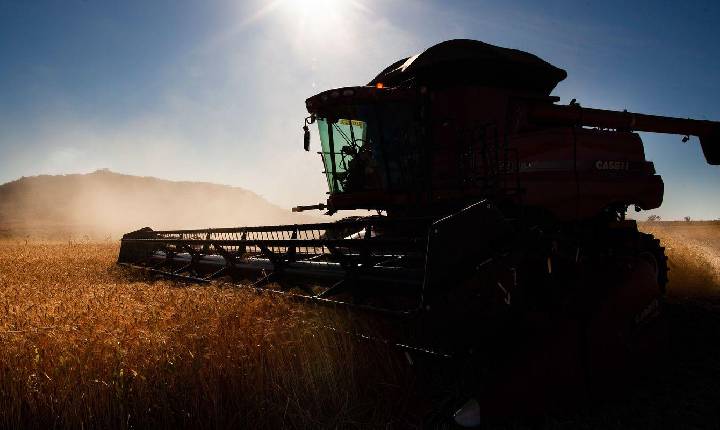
[0,222,719,429]
[641,222,720,298]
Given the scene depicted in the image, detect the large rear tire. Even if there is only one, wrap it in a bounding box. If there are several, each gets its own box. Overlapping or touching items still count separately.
[584,230,668,391]
[638,232,669,293]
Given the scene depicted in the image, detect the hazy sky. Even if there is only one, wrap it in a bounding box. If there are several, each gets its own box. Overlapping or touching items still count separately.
[1,0,718,219]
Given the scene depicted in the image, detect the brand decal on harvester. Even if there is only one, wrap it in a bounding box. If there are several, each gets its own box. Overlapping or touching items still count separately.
[595,160,630,170]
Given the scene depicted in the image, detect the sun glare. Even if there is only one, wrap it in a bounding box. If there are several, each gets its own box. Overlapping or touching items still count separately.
[237,0,370,49]
[283,0,344,17]
[281,0,348,29]
[271,0,366,48]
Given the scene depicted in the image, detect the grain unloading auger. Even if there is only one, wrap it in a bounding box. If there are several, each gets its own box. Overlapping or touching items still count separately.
[119,40,719,425]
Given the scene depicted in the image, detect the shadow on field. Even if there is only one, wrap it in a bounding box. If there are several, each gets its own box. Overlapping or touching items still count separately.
[526,299,720,430]
[526,223,720,429]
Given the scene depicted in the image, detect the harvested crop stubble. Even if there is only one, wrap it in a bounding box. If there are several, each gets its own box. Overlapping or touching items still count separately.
[0,241,416,429]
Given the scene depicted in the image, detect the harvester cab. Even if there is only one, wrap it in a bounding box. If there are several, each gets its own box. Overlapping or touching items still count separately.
[303,86,423,207]
[119,39,718,423]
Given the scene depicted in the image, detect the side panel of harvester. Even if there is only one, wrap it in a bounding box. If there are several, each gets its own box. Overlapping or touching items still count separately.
[507,127,664,219]
[421,86,665,220]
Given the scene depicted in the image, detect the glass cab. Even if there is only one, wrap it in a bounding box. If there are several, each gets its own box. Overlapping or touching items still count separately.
[311,94,424,198]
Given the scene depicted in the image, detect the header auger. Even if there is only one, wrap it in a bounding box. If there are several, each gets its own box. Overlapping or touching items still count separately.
[119,39,717,425]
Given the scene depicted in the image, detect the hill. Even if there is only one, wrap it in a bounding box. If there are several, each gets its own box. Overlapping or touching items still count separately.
[0,170,316,239]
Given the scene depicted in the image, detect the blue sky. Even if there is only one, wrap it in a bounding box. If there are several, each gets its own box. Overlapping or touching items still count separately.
[0,0,718,219]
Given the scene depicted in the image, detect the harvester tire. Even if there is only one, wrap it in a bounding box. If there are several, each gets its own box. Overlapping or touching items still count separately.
[638,232,669,294]
[583,230,668,394]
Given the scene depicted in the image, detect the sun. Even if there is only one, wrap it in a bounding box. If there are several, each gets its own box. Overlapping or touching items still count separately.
[269,0,367,48]
[243,0,353,26]
[278,0,353,29]
[282,0,345,17]
[234,0,370,54]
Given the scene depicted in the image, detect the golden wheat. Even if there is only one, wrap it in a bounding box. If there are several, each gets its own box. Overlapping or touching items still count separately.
[2,224,719,429]
[0,240,415,429]
[640,223,720,298]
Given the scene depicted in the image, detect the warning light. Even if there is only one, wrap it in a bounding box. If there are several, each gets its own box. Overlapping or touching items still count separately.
[375,82,384,89]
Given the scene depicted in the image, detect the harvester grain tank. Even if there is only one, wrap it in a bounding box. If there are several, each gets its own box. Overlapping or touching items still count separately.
[118,39,719,425]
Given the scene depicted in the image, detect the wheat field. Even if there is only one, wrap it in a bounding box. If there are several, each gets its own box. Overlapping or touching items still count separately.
[641,222,720,298]
[0,240,418,429]
[1,223,720,429]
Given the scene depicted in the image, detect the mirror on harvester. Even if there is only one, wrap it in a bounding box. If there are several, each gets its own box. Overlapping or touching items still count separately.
[303,125,310,151]
[303,115,315,151]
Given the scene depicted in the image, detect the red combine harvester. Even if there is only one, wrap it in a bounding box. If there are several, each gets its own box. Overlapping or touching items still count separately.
[119,40,719,425]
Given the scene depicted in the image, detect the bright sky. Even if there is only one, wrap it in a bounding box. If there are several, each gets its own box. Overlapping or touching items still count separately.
[1,0,718,220]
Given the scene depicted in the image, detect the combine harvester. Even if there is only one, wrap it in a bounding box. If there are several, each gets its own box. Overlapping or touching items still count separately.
[119,40,719,425]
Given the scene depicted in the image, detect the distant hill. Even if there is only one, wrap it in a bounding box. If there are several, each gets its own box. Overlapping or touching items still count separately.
[0,170,317,239]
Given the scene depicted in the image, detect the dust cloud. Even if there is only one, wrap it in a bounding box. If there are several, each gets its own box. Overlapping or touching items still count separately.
[0,170,319,240]
[641,221,720,298]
